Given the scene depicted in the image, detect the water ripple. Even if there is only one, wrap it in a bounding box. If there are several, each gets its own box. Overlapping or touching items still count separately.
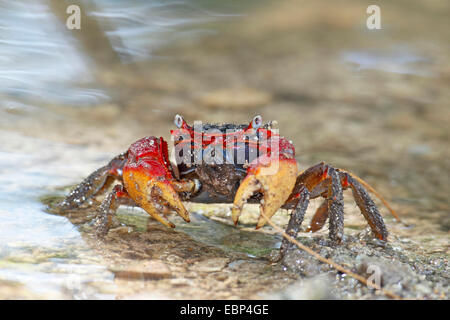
[0,1,105,105]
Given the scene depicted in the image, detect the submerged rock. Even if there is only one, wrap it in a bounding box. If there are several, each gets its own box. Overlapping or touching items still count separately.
[110,260,172,280]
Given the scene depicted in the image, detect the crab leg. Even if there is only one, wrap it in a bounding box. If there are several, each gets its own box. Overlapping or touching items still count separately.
[277,186,310,260]
[284,162,389,242]
[327,167,344,242]
[95,184,136,237]
[59,153,127,209]
[306,200,329,232]
[344,173,388,240]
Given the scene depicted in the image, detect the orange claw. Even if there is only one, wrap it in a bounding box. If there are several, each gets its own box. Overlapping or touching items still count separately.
[122,136,193,228]
[123,169,190,228]
[232,156,298,229]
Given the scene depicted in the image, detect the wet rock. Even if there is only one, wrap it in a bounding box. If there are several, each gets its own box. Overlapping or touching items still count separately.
[121,292,173,300]
[190,258,229,273]
[191,202,290,228]
[227,259,264,273]
[0,279,45,299]
[88,104,121,121]
[263,274,334,300]
[109,226,133,236]
[110,260,172,280]
[168,278,194,287]
[354,255,442,298]
[282,235,450,299]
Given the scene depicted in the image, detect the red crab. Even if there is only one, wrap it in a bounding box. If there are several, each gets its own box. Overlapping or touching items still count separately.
[61,115,398,257]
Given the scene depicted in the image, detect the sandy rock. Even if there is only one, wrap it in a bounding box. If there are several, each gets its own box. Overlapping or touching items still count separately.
[110,260,172,280]
[190,258,229,272]
[263,275,334,300]
[198,88,272,109]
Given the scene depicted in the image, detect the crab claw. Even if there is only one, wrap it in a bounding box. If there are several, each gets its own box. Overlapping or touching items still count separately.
[123,168,190,229]
[123,136,191,228]
[232,155,298,229]
[147,180,190,227]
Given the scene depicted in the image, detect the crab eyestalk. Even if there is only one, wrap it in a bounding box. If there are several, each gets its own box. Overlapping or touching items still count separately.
[232,154,298,229]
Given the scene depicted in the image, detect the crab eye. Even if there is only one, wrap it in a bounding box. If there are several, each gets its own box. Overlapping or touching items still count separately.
[174,114,184,128]
[252,115,263,129]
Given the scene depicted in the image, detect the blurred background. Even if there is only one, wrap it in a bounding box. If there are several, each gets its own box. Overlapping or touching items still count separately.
[0,0,448,299]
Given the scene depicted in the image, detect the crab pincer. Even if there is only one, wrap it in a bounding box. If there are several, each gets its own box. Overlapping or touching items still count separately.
[232,137,298,229]
[123,136,193,228]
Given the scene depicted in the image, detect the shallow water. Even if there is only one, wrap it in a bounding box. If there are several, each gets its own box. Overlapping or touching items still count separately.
[0,131,115,298]
[0,0,274,299]
[0,0,448,299]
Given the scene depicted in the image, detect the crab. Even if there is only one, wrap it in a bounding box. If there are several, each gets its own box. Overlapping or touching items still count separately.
[60,115,398,258]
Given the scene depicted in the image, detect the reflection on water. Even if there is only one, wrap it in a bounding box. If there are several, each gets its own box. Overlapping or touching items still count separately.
[0,1,106,105]
[342,46,432,76]
[0,0,243,105]
[90,0,242,62]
